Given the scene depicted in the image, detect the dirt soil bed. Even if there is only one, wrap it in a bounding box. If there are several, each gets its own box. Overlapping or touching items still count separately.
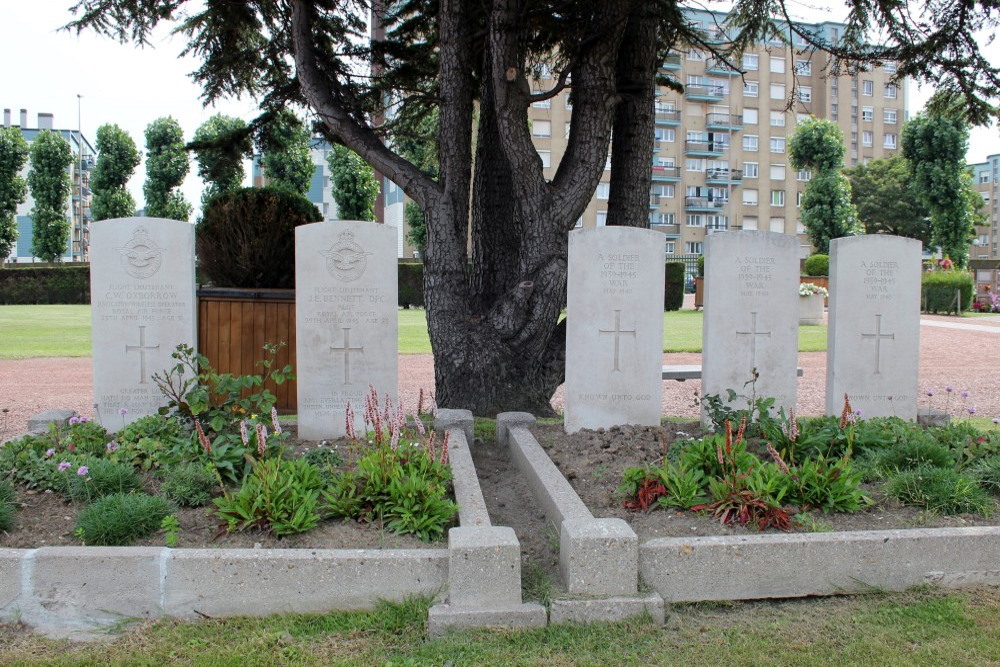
[0,426,439,551]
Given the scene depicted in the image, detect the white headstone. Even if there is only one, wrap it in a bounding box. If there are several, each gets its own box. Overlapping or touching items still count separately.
[702,231,799,417]
[826,235,921,419]
[564,227,665,433]
[296,221,398,439]
[90,218,196,427]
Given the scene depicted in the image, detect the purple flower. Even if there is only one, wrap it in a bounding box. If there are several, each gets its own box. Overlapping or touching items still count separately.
[854,409,863,418]
[106,441,119,452]
[946,385,953,393]
[118,407,128,416]
[45,448,55,458]
[993,418,1000,424]
[961,390,970,399]
[76,466,89,476]
[926,390,935,397]
[57,461,71,472]
[967,407,977,415]
[68,416,80,425]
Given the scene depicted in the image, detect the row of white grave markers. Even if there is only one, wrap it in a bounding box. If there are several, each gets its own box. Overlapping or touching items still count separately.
[90,218,396,439]
[562,229,921,433]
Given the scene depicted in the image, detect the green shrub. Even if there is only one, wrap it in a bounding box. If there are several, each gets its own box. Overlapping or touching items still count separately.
[696,254,705,276]
[196,186,322,289]
[61,420,112,458]
[970,456,1000,494]
[922,271,975,313]
[869,440,956,474]
[60,459,143,503]
[114,415,188,471]
[885,467,994,516]
[302,446,345,480]
[214,457,324,535]
[0,435,70,490]
[788,457,867,512]
[74,493,174,546]
[803,254,829,277]
[161,463,216,507]
[0,266,90,304]
[655,462,708,509]
[0,481,16,532]
[663,261,685,311]
[398,262,424,308]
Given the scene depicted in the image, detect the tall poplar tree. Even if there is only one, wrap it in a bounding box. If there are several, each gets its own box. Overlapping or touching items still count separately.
[27,131,73,262]
[0,127,30,260]
[91,123,140,220]
[144,117,192,221]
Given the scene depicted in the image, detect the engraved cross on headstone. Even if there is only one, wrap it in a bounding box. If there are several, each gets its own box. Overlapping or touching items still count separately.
[331,327,365,385]
[735,311,771,370]
[598,309,637,372]
[860,313,894,375]
[125,325,159,384]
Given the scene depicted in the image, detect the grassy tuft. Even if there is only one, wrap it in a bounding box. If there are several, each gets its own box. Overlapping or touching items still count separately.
[74,493,174,546]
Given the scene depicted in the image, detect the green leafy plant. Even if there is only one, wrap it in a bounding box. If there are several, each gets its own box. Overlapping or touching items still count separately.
[214,457,324,536]
[788,456,868,513]
[656,462,708,510]
[885,467,994,517]
[618,465,667,511]
[302,446,345,481]
[969,456,1000,495]
[161,463,216,507]
[695,371,779,440]
[863,440,955,480]
[74,493,174,546]
[0,480,17,532]
[160,514,182,548]
[114,415,188,471]
[59,459,143,503]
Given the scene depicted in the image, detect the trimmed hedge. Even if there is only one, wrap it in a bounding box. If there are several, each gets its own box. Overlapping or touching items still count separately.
[399,262,424,308]
[804,254,829,277]
[0,266,90,304]
[664,261,685,311]
[922,271,974,313]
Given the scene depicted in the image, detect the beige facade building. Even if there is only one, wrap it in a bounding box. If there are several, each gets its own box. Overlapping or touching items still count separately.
[528,9,907,263]
[969,157,1000,261]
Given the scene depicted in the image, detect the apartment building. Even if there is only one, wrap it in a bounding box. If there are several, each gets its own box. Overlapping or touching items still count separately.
[2,109,95,263]
[969,156,1000,261]
[528,9,907,259]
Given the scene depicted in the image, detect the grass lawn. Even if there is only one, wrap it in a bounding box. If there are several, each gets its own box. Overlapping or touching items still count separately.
[0,305,829,359]
[1,587,998,663]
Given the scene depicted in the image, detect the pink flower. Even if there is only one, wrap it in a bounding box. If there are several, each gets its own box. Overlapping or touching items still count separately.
[968,406,977,415]
[76,466,89,476]
[45,448,55,458]
[106,441,119,452]
[255,422,267,457]
[271,407,282,435]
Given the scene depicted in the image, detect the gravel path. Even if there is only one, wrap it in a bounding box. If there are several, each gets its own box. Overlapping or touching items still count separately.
[2,314,998,440]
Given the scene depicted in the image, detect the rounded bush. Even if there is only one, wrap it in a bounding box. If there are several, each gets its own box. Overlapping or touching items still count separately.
[196,186,323,289]
[871,440,955,474]
[803,254,829,277]
[161,463,216,507]
[74,493,174,546]
[885,467,994,516]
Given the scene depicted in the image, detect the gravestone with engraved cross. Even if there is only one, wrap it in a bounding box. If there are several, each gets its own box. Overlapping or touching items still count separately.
[90,218,197,427]
[564,227,665,433]
[826,235,921,419]
[702,231,799,420]
[296,221,398,439]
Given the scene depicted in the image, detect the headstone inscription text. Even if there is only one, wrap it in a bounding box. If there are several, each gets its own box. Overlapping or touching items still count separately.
[90,219,196,426]
[564,227,665,433]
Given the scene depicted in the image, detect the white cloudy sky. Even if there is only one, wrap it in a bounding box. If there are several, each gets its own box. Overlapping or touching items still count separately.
[3,1,999,217]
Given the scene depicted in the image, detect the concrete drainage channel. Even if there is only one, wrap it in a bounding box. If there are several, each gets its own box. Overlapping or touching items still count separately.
[3,409,1000,637]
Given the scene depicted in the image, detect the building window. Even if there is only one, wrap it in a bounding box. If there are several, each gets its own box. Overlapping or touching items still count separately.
[769,163,786,180]
[743,188,758,205]
[565,122,572,139]
[770,83,786,100]
[769,216,785,233]
[707,215,728,230]
[831,102,839,121]
[796,192,803,207]
[654,127,675,142]
[743,108,758,124]
[797,86,812,103]
[884,61,897,74]
[685,241,704,254]
[686,214,704,227]
[862,130,873,147]
[653,184,675,198]
[796,169,812,181]
[770,57,785,74]
[742,53,759,71]
[980,172,991,184]
[686,158,705,172]
[884,133,898,149]
[861,106,873,122]
[771,190,785,207]
[770,137,786,153]
[743,162,759,178]
[742,216,758,230]
[884,108,897,124]
[769,110,785,127]
[688,49,705,61]
[743,135,759,151]
[538,150,551,168]
[665,241,675,254]
[596,182,610,199]
[531,120,551,137]
[596,211,607,227]
[795,60,812,76]
[884,83,898,99]
[651,212,675,226]
[862,79,874,96]
[744,82,759,98]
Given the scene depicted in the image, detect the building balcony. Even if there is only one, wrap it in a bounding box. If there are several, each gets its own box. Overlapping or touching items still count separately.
[706,59,741,77]
[684,83,726,102]
[685,196,728,211]
[705,168,743,185]
[706,225,730,234]
[654,108,681,125]
[662,54,682,70]
[651,165,681,182]
[651,223,681,238]
[684,139,728,157]
[706,113,743,131]
[649,195,662,209]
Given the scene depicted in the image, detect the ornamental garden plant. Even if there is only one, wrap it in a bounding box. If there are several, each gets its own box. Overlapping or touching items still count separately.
[0,347,457,546]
